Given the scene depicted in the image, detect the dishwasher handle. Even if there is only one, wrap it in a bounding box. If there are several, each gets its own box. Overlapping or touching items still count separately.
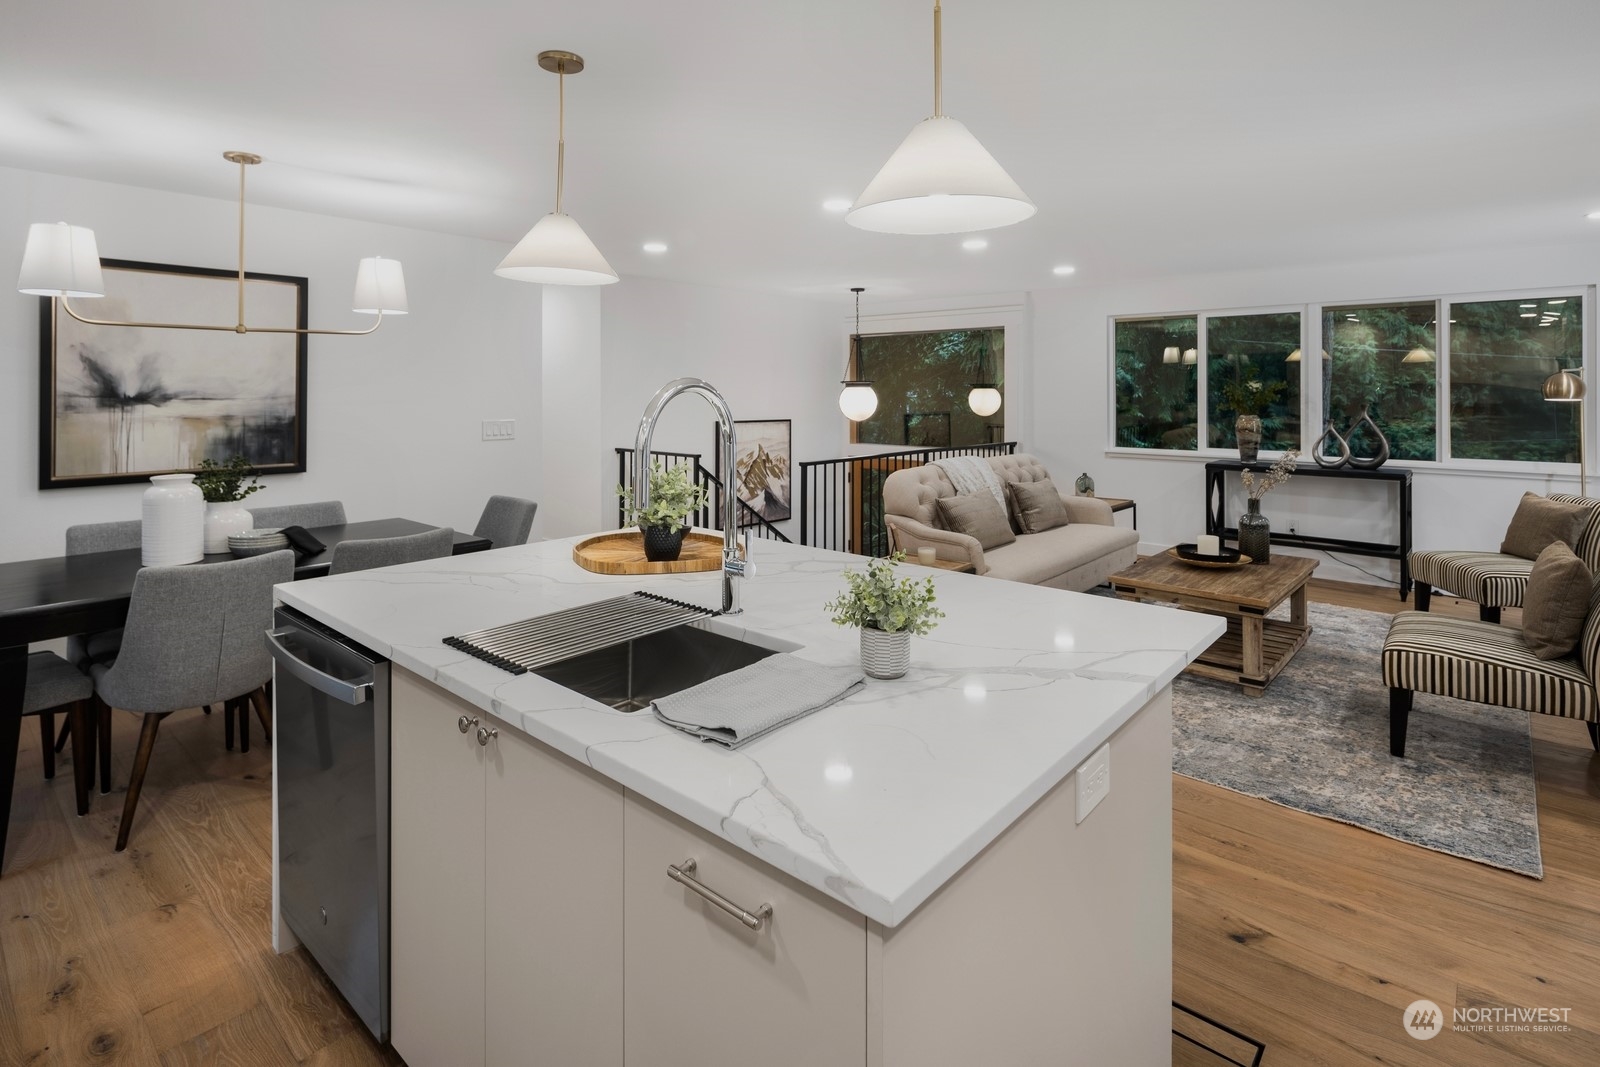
[266,628,373,705]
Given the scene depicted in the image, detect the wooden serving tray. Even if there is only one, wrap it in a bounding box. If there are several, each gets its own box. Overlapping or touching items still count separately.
[573,530,726,575]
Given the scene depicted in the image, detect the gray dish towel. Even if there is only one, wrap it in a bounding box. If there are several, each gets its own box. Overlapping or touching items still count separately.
[652,653,865,749]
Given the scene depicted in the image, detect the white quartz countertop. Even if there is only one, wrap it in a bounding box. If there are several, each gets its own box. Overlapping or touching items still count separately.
[275,535,1223,926]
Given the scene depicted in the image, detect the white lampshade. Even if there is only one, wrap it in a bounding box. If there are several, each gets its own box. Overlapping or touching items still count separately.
[968,386,1002,417]
[495,212,619,286]
[1402,347,1435,364]
[846,116,1036,235]
[1286,348,1302,363]
[839,383,879,422]
[1182,348,1198,365]
[352,256,409,314]
[1163,346,1180,364]
[18,222,105,297]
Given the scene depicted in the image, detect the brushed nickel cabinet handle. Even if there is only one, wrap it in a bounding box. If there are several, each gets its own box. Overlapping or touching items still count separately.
[667,858,773,931]
[458,715,479,734]
[477,725,498,747]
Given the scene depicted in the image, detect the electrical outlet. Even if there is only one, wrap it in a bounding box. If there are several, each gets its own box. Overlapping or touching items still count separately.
[481,419,517,441]
[1075,742,1111,824]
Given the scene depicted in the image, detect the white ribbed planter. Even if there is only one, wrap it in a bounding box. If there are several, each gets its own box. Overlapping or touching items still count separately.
[859,626,910,680]
[204,500,254,554]
[142,473,204,566]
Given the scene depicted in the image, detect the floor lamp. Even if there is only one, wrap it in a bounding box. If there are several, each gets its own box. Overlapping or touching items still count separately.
[1543,368,1587,497]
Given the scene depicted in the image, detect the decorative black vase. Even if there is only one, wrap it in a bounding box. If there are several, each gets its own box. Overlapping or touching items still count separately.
[1346,407,1391,470]
[1313,420,1352,469]
[1238,499,1271,564]
[641,524,687,562]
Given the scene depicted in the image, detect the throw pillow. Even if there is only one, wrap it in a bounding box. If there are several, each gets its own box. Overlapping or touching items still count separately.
[1007,480,1070,534]
[1501,492,1588,560]
[1522,542,1593,660]
[937,493,1017,551]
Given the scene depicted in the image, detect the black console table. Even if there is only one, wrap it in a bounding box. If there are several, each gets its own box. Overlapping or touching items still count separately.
[1204,460,1413,600]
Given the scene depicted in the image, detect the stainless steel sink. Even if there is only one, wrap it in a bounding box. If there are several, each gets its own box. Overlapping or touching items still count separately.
[531,624,783,712]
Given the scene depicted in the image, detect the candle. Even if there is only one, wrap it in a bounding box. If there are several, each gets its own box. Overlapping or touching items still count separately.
[916,546,938,565]
[1196,534,1221,556]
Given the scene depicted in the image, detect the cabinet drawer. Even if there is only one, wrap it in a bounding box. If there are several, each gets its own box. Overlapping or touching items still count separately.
[623,791,867,1067]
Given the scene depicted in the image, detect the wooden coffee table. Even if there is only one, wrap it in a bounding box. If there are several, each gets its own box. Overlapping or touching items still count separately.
[1109,553,1318,697]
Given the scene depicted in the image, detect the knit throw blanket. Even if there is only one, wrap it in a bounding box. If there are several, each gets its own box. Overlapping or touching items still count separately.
[932,456,1008,513]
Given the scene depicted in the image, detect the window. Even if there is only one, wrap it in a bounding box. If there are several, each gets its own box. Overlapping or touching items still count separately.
[1323,302,1438,461]
[853,328,1005,447]
[1449,296,1582,463]
[1205,312,1300,452]
[1113,317,1198,450]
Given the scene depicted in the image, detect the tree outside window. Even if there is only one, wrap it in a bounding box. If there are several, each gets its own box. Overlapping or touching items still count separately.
[853,328,1005,447]
[1113,317,1198,450]
[1205,313,1300,452]
[1322,303,1438,462]
[1450,297,1582,463]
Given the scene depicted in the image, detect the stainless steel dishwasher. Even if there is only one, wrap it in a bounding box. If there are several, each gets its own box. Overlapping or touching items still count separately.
[267,606,391,1041]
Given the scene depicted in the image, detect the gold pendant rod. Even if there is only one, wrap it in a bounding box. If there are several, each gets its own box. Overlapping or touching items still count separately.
[556,66,566,214]
[236,154,247,329]
[933,1,943,118]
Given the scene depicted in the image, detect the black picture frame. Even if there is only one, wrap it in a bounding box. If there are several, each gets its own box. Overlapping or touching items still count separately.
[714,419,793,525]
[39,258,309,489]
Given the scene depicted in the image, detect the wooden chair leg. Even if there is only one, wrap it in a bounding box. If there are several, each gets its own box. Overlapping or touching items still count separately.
[248,687,272,744]
[53,715,72,754]
[115,712,168,852]
[1588,721,1599,753]
[67,700,93,816]
[237,696,250,754]
[224,698,236,751]
[96,694,113,795]
[1390,687,1413,757]
[38,711,55,781]
[1414,582,1432,612]
[1479,604,1501,624]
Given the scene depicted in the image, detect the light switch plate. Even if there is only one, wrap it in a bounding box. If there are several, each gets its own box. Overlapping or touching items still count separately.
[481,419,516,441]
[1075,742,1111,824]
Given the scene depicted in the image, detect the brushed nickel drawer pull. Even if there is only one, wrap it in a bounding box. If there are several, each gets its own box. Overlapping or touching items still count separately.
[667,858,773,931]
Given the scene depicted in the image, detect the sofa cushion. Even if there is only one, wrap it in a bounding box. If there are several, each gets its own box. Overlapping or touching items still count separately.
[1008,480,1069,534]
[938,493,1016,551]
[983,523,1139,585]
[1523,543,1593,660]
[1501,492,1588,560]
[986,453,1054,487]
[1409,550,1535,608]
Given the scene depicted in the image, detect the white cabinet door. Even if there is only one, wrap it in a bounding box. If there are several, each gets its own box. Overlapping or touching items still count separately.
[390,669,487,1067]
[623,792,868,1067]
[484,724,625,1066]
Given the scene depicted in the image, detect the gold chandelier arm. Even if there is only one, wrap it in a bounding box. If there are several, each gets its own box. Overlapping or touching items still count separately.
[58,297,385,336]
[933,1,943,118]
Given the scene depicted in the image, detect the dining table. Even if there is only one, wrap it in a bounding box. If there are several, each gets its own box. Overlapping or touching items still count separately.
[0,518,491,873]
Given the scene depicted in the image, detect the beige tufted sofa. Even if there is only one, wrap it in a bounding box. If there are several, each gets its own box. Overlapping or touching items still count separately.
[881,454,1140,591]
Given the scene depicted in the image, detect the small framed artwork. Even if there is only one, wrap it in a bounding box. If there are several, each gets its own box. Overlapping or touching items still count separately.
[38,258,309,489]
[904,411,952,448]
[716,419,792,525]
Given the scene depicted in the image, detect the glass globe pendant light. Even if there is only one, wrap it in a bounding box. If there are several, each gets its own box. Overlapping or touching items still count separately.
[967,331,1001,417]
[839,287,879,422]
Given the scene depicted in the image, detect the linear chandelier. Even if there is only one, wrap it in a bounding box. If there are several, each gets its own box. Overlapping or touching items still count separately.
[847,1,1036,235]
[495,50,619,286]
[17,151,408,335]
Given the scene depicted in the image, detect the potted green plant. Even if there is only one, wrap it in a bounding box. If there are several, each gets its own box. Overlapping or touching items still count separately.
[194,455,263,553]
[616,462,711,562]
[1218,356,1287,462]
[824,553,945,679]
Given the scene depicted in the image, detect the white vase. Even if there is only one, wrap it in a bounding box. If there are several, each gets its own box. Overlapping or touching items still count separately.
[204,500,254,554]
[142,473,204,566]
[860,626,911,680]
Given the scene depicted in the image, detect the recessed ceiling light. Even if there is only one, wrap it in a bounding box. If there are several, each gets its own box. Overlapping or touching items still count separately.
[1520,303,1538,308]
[1052,265,1076,276]
[1586,210,1600,220]
[1548,299,1567,305]
[822,198,852,213]
[641,241,668,254]
[1521,312,1538,318]
[962,238,988,251]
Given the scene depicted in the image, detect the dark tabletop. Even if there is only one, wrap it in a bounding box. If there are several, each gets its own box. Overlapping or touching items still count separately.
[0,518,490,646]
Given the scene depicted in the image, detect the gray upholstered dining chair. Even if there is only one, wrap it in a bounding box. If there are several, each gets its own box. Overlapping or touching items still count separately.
[64,519,142,669]
[89,549,294,851]
[19,652,95,815]
[247,500,347,530]
[474,495,538,549]
[329,527,455,575]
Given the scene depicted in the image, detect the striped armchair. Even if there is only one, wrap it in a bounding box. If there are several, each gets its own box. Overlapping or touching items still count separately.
[1382,580,1600,759]
[1409,494,1600,624]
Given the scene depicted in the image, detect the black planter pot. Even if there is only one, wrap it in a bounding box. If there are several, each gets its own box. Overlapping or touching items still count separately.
[641,524,688,562]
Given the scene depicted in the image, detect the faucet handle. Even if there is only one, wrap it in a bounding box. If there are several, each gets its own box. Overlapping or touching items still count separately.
[739,531,756,578]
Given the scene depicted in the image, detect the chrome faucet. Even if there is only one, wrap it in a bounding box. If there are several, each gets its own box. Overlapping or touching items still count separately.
[632,378,753,614]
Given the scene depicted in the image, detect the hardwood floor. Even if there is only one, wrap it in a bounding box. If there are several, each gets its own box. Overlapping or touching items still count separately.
[1174,577,1600,1065]
[4,577,1597,1064]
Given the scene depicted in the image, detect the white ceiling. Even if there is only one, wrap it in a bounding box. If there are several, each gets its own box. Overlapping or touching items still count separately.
[3,0,1598,302]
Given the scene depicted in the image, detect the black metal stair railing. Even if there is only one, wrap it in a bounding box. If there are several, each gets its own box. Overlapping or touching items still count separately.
[614,448,792,543]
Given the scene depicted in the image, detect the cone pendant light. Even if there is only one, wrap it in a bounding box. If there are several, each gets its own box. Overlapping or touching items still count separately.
[496,51,619,286]
[847,2,1035,235]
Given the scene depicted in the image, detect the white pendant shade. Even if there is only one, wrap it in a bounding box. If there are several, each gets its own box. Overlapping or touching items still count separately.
[846,116,1035,235]
[495,212,619,286]
[1402,347,1435,364]
[1163,347,1180,364]
[839,384,879,422]
[352,256,409,314]
[967,386,1002,417]
[18,222,105,297]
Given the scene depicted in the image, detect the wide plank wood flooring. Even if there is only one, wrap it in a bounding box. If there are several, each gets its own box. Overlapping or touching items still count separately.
[3,576,1597,1065]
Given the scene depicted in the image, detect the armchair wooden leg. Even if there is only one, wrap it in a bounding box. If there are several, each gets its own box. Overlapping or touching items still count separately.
[67,700,93,816]
[248,687,272,744]
[1588,721,1599,753]
[1390,687,1413,758]
[1479,604,1501,624]
[38,711,55,781]
[1414,582,1432,612]
[116,712,168,852]
[95,694,112,795]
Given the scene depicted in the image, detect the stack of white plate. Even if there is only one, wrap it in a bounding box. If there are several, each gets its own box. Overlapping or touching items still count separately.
[228,528,291,558]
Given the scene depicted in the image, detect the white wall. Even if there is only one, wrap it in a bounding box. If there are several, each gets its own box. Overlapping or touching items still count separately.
[0,165,541,563]
[1028,239,1600,587]
[540,286,604,539]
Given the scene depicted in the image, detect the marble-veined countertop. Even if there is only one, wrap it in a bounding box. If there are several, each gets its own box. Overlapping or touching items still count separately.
[275,535,1223,926]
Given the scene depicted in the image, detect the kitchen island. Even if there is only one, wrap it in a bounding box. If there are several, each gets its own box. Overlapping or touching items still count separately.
[272,535,1223,1066]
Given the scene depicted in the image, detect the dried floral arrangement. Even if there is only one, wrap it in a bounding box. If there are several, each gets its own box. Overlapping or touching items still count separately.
[1240,451,1299,500]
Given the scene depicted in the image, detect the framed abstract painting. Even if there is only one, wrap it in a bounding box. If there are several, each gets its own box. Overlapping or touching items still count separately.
[38,258,308,489]
[716,418,792,525]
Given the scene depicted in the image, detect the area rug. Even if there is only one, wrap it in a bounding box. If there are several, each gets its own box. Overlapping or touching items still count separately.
[1171,601,1544,877]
